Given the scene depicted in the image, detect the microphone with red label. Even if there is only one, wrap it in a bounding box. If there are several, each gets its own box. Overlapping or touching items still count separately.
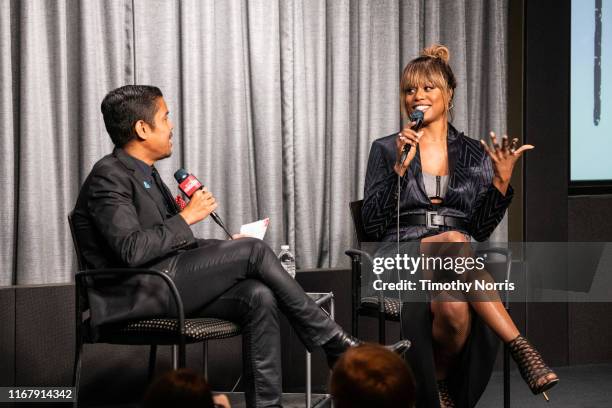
[174,168,233,239]
[398,109,425,165]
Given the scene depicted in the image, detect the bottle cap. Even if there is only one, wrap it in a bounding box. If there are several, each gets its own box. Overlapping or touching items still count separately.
[281,244,290,250]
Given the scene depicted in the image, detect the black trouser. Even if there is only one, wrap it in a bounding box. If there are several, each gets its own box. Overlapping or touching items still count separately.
[167,237,341,408]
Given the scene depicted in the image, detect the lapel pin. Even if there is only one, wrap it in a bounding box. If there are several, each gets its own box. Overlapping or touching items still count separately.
[143,181,152,189]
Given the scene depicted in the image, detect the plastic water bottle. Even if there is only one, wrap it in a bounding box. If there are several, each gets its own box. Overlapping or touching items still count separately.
[278,244,296,278]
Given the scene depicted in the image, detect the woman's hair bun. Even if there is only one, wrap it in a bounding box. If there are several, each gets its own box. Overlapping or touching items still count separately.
[421,44,450,64]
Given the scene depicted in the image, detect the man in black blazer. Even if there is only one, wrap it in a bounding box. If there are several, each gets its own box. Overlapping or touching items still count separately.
[72,85,408,408]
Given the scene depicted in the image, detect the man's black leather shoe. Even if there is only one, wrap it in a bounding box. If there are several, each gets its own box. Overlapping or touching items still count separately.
[322,331,360,368]
[323,331,411,368]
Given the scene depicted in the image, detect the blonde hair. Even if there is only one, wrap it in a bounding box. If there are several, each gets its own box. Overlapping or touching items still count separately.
[399,44,457,121]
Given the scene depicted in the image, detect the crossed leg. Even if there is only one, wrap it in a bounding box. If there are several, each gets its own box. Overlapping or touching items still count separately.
[422,231,519,380]
[422,231,557,389]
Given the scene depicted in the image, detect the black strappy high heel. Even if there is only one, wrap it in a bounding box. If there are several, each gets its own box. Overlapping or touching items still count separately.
[437,379,455,408]
[508,335,559,401]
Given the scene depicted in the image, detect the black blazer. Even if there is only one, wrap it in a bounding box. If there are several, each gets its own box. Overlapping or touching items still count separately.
[362,124,513,242]
[72,148,196,328]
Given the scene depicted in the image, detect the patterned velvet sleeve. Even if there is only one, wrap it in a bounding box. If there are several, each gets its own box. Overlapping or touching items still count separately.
[362,140,409,241]
[467,155,514,242]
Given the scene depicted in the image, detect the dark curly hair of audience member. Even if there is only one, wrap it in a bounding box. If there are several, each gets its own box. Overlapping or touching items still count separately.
[330,343,416,408]
[142,368,215,408]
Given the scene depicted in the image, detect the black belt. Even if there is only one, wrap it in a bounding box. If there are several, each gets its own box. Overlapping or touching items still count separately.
[399,212,468,230]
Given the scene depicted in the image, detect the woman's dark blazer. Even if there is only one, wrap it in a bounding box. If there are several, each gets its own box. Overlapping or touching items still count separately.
[362,124,513,242]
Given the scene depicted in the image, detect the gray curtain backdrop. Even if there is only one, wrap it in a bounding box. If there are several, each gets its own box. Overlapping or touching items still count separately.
[0,0,508,286]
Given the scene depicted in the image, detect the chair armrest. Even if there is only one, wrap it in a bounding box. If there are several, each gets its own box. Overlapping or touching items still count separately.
[75,269,186,352]
[345,249,385,312]
[475,247,513,281]
[345,248,373,264]
[476,247,512,260]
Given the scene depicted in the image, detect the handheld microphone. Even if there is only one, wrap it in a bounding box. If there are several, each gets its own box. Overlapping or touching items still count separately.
[398,110,425,165]
[174,168,233,239]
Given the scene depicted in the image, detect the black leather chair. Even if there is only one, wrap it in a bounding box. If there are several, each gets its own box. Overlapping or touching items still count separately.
[345,200,513,407]
[68,212,241,404]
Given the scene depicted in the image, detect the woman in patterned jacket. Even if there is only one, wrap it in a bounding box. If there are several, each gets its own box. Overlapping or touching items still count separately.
[362,44,558,408]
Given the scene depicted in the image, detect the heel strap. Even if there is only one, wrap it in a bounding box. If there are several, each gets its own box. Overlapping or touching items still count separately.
[437,380,455,408]
[508,335,557,394]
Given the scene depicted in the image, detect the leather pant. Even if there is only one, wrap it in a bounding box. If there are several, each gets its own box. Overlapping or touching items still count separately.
[167,237,341,408]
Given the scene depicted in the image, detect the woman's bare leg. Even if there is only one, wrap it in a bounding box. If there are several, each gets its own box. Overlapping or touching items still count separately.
[430,299,471,379]
[422,231,556,387]
[422,231,519,341]
[469,300,518,342]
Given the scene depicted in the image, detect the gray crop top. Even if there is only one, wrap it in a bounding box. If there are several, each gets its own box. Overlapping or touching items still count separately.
[422,172,449,200]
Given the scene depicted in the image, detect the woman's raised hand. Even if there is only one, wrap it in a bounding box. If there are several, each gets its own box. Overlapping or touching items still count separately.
[394,121,423,176]
[481,131,534,194]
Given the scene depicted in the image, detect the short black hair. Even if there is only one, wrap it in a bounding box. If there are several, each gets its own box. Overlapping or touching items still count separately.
[101,85,163,148]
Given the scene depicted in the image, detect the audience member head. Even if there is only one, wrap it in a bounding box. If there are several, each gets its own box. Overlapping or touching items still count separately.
[101,84,163,148]
[330,343,416,408]
[142,368,216,408]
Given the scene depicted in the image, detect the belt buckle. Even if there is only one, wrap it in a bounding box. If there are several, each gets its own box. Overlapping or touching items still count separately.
[426,211,443,229]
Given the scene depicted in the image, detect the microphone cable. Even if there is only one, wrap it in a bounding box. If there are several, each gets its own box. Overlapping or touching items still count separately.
[396,142,405,339]
[394,111,424,338]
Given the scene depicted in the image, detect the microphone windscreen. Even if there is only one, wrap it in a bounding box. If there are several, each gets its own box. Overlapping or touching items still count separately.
[174,168,189,183]
[409,110,424,123]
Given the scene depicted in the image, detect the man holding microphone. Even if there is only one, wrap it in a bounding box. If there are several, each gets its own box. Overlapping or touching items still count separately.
[72,85,408,408]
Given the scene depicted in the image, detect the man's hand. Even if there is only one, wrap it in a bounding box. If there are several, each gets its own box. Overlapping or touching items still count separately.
[213,394,231,408]
[179,188,218,225]
[394,122,423,176]
[231,233,250,240]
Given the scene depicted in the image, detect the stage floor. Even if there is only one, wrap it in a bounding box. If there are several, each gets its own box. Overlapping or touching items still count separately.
[79,363,611,407]
[224,392,330,408]
[477,363,612,407]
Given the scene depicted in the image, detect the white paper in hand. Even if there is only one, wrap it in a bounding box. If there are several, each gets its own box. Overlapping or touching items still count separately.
[240,218,270,240]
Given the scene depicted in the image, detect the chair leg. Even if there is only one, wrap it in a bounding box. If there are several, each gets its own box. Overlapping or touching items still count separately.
[72,340,82,408]
[350,255,360,337]
[172,345,181,369]
[504,342,511,408]
[148,345,157,382]
[203,341,208,381]
[504,302,511,407]
[378,311,386,344]
[179,341,186,368]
